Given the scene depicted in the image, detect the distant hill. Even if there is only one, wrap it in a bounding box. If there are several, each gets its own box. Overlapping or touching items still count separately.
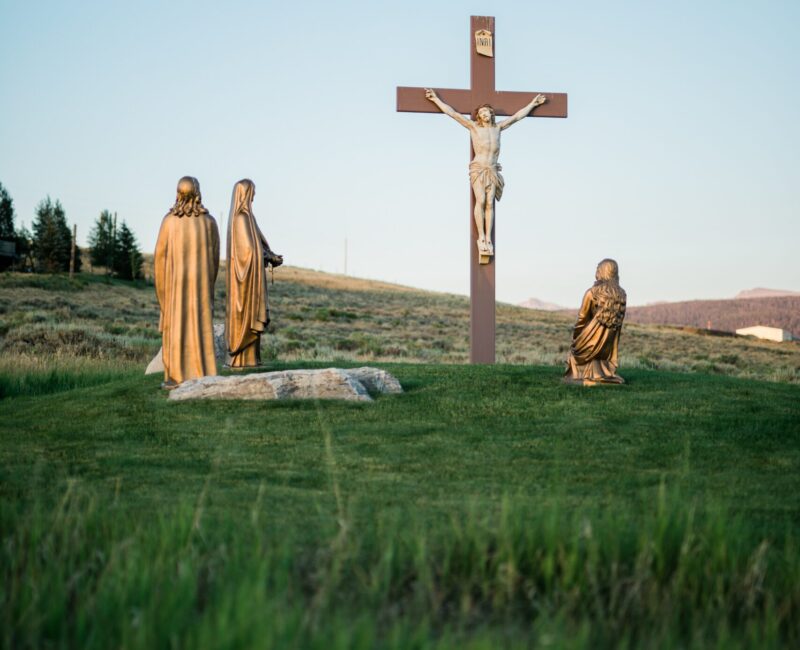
[735,288,800,299]
[518,297,567,312]
[626,295,800,338]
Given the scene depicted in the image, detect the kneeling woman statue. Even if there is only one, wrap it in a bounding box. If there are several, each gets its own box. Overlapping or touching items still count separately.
[564,258,627,385]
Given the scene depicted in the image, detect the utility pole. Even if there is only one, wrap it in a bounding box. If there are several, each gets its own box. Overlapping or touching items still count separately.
[69,224,77,279]
[109,212,117,277]
[344,237,348,275]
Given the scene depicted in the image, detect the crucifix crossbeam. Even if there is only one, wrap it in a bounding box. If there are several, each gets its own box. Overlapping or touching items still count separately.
[396,88,568,120]
[396,15,568,364]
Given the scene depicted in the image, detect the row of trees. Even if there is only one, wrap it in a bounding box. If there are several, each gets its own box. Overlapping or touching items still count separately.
[0,181,143,280]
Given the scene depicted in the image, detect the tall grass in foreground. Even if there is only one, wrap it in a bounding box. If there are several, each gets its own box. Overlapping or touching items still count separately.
[0,355,141,399]
[2,482,797,649]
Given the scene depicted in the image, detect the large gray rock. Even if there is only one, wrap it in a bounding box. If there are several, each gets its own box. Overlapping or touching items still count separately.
[168,367,402,402]
[345,366,403,395]
[145,324,228,375]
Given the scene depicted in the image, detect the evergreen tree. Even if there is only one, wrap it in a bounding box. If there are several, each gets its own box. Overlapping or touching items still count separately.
[0,182,15,241]
[113,220,143,280]
[88,210,116,272]
[32,197,73,273]
[15,224,33,271]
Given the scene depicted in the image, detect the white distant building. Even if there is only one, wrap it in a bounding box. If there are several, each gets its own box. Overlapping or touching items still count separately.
[735,326,793,342]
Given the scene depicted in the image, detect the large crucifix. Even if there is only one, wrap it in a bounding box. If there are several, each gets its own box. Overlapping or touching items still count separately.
[396,15,567,363]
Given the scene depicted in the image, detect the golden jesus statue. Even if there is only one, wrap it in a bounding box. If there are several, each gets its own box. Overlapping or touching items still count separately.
[154,177,220,388]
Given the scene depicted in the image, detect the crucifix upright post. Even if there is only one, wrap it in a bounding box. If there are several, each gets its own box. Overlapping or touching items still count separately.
[397,15,568,363]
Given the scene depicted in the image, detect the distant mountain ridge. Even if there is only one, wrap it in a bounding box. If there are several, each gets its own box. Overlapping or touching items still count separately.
[625,293,800,338]
[518,297,567,312]
[734,288,800,299]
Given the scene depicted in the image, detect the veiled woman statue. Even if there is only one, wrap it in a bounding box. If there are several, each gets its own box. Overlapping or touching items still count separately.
[225,179,283,368]
[564,258,627,385]
[154,176,220,388]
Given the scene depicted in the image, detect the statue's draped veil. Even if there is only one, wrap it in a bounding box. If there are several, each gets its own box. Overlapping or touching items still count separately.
[228,179,255,224]
[225,179,268,363]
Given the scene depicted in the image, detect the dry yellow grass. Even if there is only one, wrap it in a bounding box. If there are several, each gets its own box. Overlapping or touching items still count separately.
[1,267,798,383]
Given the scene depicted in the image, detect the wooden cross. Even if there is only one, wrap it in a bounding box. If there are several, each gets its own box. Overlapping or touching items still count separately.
[396,15,568,364]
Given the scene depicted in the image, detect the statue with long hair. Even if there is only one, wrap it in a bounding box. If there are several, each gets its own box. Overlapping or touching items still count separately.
[564,258,627,385]
[225,179,283,368]
[154,176,220,388]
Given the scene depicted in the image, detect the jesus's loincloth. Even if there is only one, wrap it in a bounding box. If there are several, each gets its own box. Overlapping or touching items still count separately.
[469,161,504,201]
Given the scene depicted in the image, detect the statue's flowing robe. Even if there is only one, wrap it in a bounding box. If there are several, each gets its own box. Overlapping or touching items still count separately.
[225,210,270,368]
[154,211,219,384]
[564,284,626,384]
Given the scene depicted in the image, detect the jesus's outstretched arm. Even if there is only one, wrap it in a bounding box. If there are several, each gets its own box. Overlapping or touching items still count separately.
[498,94,547,131]
[425,88,472,129]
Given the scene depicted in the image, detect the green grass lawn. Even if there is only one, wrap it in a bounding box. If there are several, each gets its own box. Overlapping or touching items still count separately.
[2,362,799,648]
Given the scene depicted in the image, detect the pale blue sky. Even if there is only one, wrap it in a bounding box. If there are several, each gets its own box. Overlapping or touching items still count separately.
[1,0,798,306]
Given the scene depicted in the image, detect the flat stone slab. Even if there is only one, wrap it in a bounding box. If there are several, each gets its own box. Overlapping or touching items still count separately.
[168,367,402,402]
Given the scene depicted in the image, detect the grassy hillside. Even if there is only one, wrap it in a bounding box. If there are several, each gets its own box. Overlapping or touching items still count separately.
[1,269,798,389]
[2,361,799,648]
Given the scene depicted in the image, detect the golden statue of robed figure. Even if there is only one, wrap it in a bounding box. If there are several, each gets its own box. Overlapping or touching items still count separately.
[564,258,627,385]
[154,177,220,388]
[225,179,283,368]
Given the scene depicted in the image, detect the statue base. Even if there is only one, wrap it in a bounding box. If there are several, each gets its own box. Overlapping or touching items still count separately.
[477,239,494,265]
[563,376,625,386]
